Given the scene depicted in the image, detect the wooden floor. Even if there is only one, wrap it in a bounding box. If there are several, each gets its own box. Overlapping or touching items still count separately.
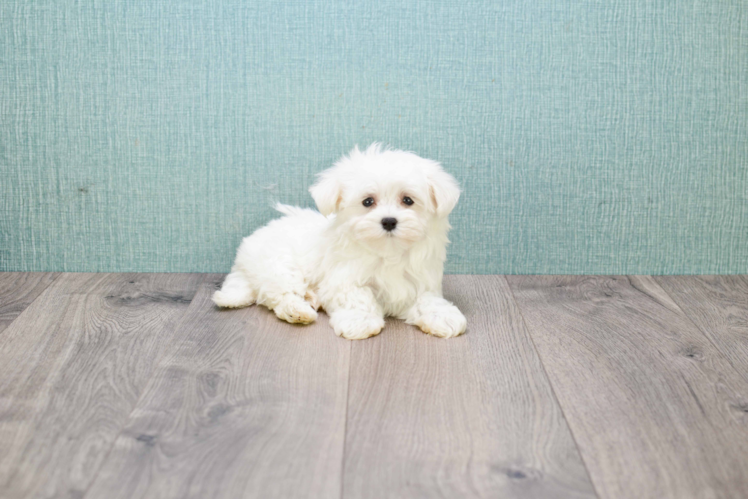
[0,274,747,498]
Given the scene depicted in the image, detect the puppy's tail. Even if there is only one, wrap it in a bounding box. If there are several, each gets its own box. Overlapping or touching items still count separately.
[274,203,317,218]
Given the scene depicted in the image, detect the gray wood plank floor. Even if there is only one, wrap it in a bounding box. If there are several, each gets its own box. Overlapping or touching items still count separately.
[507,275,748,498]
[0,273,204,498]
[87,276,350,498]
[0,273,746,498]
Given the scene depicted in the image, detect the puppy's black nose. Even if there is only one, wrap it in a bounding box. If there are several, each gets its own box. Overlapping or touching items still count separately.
[381,217,398,232]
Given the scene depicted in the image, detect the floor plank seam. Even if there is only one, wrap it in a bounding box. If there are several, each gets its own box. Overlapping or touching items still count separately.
[0,272,61,334]
[339,340,353,500]
[502,275,602,499]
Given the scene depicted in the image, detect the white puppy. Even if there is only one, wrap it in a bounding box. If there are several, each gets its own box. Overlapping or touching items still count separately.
[213,144,467,340]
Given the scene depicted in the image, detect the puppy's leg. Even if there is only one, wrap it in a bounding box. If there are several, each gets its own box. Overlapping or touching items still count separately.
[404,293,466,338]
[254,265,318,325]
[213,271,257,308]
[270,292,318,325]
[324,287,385,340]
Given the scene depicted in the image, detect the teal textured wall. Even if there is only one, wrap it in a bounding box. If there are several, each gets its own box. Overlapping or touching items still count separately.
[1,1,747,274]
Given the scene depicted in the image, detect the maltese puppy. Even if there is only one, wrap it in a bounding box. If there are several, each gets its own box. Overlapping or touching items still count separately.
[213,144,467,340]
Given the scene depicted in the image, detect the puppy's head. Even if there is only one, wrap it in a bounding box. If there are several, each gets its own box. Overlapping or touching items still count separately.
[309,144,460,252]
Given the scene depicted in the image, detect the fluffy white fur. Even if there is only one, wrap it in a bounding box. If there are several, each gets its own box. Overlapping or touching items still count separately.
[213,144,467,340]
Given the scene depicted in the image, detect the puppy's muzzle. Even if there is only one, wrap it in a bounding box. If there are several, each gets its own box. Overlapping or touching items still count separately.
[381,217,398,232]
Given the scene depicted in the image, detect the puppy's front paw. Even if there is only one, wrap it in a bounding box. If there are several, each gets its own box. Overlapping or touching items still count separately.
[330,310,385,340]
[416,305,467,338]
[273,293,318,325]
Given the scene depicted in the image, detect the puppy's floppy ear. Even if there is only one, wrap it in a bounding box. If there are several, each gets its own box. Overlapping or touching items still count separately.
[309,169,343,215]
[427,165,461,217]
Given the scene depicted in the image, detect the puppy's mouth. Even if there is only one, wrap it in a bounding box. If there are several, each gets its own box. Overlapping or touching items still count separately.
[349,217,425,250]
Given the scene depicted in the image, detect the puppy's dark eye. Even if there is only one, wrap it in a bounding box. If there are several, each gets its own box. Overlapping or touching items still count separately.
[362,197,375,207]
[402,196,414,206]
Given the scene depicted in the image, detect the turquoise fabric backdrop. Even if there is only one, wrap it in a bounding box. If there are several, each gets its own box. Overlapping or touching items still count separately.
[1,1,747,274]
